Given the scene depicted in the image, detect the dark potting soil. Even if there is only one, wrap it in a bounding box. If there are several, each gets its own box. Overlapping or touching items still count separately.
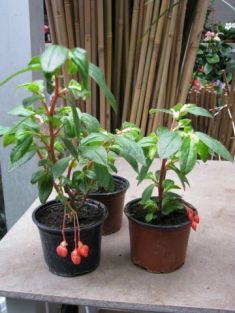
[128,202,189,226]
[36,202,103,230]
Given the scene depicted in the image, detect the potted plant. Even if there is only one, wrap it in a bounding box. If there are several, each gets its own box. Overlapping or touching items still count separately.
[0,44,121,276]
[124,103,233,273]
[88,174,129,235]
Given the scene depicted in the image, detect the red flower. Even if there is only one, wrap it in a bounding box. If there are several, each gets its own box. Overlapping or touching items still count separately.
[193,79,201,90]
[198,67,204,73]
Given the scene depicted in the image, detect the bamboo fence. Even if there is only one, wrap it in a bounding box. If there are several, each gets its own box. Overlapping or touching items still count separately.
[45,0,211,131]
[187,76,235,155]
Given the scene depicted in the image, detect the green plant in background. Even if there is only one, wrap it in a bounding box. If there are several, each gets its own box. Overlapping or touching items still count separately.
[0,44,119,264]
[192,30,235,92]
[133,103,233,230]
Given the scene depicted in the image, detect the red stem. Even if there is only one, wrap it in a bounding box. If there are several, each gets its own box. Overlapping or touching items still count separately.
[73,215,77,249]
[48,77,60,163]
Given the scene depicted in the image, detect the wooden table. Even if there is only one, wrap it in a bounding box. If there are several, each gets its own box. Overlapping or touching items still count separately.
[0,160,235,313]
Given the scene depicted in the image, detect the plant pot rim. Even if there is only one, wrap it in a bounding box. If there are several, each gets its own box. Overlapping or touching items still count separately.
[32,199,107,234]
[89,175,129,196]
[124,197,195,230]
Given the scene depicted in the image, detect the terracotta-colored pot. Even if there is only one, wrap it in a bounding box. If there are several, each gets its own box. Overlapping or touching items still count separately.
[125,198,193,273]
[89,175,129,235]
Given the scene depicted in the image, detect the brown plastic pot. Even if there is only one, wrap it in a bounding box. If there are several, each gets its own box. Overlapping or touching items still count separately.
[89,175,129,235]
[125,198,193,273]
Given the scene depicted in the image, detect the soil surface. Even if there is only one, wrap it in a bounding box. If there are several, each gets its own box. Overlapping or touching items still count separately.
[128,201,189,226]
[36,202,104,229]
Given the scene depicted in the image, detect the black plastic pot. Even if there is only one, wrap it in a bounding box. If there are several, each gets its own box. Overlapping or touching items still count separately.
[89,175,129,235]
[32,199,107,277]
[125,198,194,273]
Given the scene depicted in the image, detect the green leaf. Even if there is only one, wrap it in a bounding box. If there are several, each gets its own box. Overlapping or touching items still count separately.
[158,130,182,159]
[163,179,180,191]
[18,80,44,94]
[71,103,80,141]
[63,117,75,138]
[70,48,89,89]
[120,150,139,172]
[68,79,89,100]
[10,136,33,164]
[149,108,173,115]
[145,212,154,223]
[8,105,34,117]
[41,45,69,73]
[93,163,114,191]
[162,197,184,215]
[138,158,154,184]
[204,63,213,75]
[61,137,78,159]
[1,131,11,147]
[142,184,155,202]
[31,170,47,184]
[197,140,209,162]
[22,95,43,106]
[81,133,110,146]
[38,159,53,168]
[8,150,36,172]
[169,164,189,189]
[52,156,71,179]
[0,68,34,87]
[38,173,54,204]
[206,54,220,64]
[182,104,212,118]
[80,146,107,165]
[116,136,146,165]
[89,63,117,112]
[180,137,197,174]
[28,56,41,70]
[138,135,157,148]
[196,132,233,162]
[81,113,100,133]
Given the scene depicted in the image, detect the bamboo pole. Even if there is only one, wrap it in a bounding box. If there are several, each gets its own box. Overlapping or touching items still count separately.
[133,0,145,90]
[52,0,68,46]
[73,0,81,46]
[97,0,106,128]
[130,0,154,124]
[168,0,187,108]
[113,0,124,129]
[136,0,160,126]
[51,0,70,85]
[78,0,85,48]
[84,0,92,114]
[141,0,169,133]
[122,0,141,122]
[124,0,130,70]
[152,1,179,131]
[91,0,98,118]
[105,0,112,130]
[64,0,75,48]
[105,0,112,90]
[45,0,57,43]
[177,0,210,104]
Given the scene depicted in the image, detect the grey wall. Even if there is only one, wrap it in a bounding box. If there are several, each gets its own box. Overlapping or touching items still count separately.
[214,0,235,22]
[0,0,44,228]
